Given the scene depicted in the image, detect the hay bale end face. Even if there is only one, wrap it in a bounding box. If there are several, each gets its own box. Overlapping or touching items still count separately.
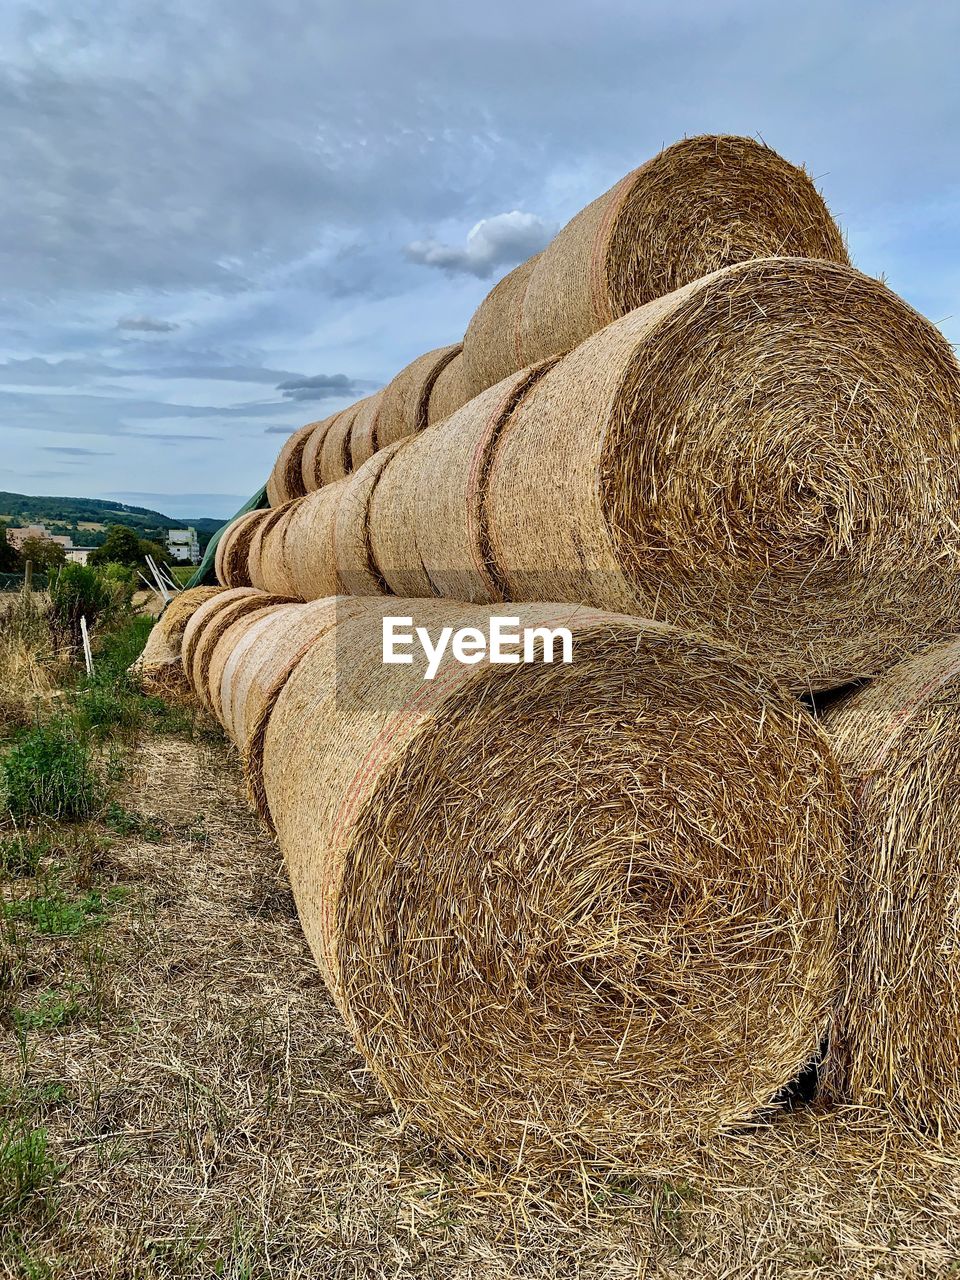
[263,598,845,1168]
[134,587,225,691]
[487,256,960,692]
[823,637,960,1128]
[518,133,849,368]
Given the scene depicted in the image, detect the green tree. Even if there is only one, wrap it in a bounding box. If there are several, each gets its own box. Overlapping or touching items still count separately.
[18,536,67,571]
[88,524,163,569]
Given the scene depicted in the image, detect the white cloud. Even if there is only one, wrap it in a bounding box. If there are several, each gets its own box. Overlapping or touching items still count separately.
[405,211,554,278]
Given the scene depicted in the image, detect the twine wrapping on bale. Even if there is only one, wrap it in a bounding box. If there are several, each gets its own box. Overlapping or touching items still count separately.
[376,345,461,449]
[186,590,293,710]
[133,587,225,692]
[320,404,362,487]
[266,420,316,506]
[483,257,960,692]
[262,597,845,1168]
[426,351,470,426]
[219,509,268,589]
[461,256,539,399]
[517,134,849,369]
[350,391,384,471]
[822,637,960,1129]
[300,414,339,493]
[216,602,311,745]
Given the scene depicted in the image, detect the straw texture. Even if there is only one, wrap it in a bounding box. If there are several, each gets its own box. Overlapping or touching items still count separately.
[251,500,301,597]
[376,345,461,449]
[332,444,403,597]
[279,487,342,601]
[517,134,849,367]
[203,603,290,723]
[262,598,845,1168]
[266,420,316,506]
[461,257,538,399]
[300,414,339,494]
[187,591,293,709]
[181,588,268,688]
[366,439,433,597]
[319,405,361,487]
[134,587,225,689]
[426,351,470,426]
[822,637,960,1128]
[219,509,268,589]
[349,391,384,471]
[485,257,960,692]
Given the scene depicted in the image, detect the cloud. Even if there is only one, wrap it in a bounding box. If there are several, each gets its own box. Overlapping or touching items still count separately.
[405,212,554,278]
[117,316,180,333]
[42,446,110,456]
[275,372,361,401]
[265,424,301,434]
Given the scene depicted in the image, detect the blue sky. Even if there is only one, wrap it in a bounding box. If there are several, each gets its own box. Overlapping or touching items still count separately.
[2,0,958,519]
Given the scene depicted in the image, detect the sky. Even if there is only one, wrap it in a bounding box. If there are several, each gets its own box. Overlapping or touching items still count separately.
[2,0,959,520]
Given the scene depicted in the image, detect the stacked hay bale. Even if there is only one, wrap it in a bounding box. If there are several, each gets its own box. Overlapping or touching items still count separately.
[236,257,960,694]
[174,592,846,1168]
[133,587,226,694]
[264,134,847,499]
[158,131,960,1158]
[822,639,960,1128]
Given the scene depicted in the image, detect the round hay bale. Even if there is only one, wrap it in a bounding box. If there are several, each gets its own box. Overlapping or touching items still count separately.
[181,588,268,687]
[333,442,405,596]
[214,521,232,587]
[266,420,316,506]
[281,487,343,601]
[461,256,538,399]
[413,360,558,603]
[219,596,371,821]
[484,256,960,693]
[319,404,361,486]
[220,509,268,588]
[247,504,295,589]
[822,637,960,1128]
[366,439,433,597]
[426,351,470,426]
[188,591,292,710]
[204,602,292,724]
[263,598,845,1168]
[518,134,849,367]
[376,344,461,449]
[134,587,225,690]
[349,391,384,471]
[253,500,302,597]
[217,601,313,745]
[300,414,339,493]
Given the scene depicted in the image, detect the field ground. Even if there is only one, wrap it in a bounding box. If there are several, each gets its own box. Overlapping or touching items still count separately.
[2,600,960,1277]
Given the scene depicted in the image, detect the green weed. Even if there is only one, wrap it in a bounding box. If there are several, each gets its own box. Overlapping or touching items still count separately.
[1,722,100,822]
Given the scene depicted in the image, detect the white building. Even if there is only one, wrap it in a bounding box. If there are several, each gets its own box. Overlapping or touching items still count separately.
[166,527,200,564]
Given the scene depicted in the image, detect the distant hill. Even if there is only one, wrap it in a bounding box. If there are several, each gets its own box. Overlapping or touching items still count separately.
[0,491,223,552]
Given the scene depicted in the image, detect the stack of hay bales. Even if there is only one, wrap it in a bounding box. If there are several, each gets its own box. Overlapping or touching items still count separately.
[139,130,960,1156]
[265,134,849,502]
[240,256,960,694]
[163,591,846,1167]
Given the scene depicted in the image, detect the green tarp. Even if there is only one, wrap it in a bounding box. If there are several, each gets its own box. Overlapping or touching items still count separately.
[184,486,269,590]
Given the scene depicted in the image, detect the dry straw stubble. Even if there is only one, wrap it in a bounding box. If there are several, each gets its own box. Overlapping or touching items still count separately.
[263,598,846,1169]
[823,637,960,1129]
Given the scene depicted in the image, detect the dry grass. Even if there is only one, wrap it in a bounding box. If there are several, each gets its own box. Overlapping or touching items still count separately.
[3,713,960,1276]
[0,594,67,732]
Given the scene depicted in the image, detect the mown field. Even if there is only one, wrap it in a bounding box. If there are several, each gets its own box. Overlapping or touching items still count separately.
[1,582,960,1279]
